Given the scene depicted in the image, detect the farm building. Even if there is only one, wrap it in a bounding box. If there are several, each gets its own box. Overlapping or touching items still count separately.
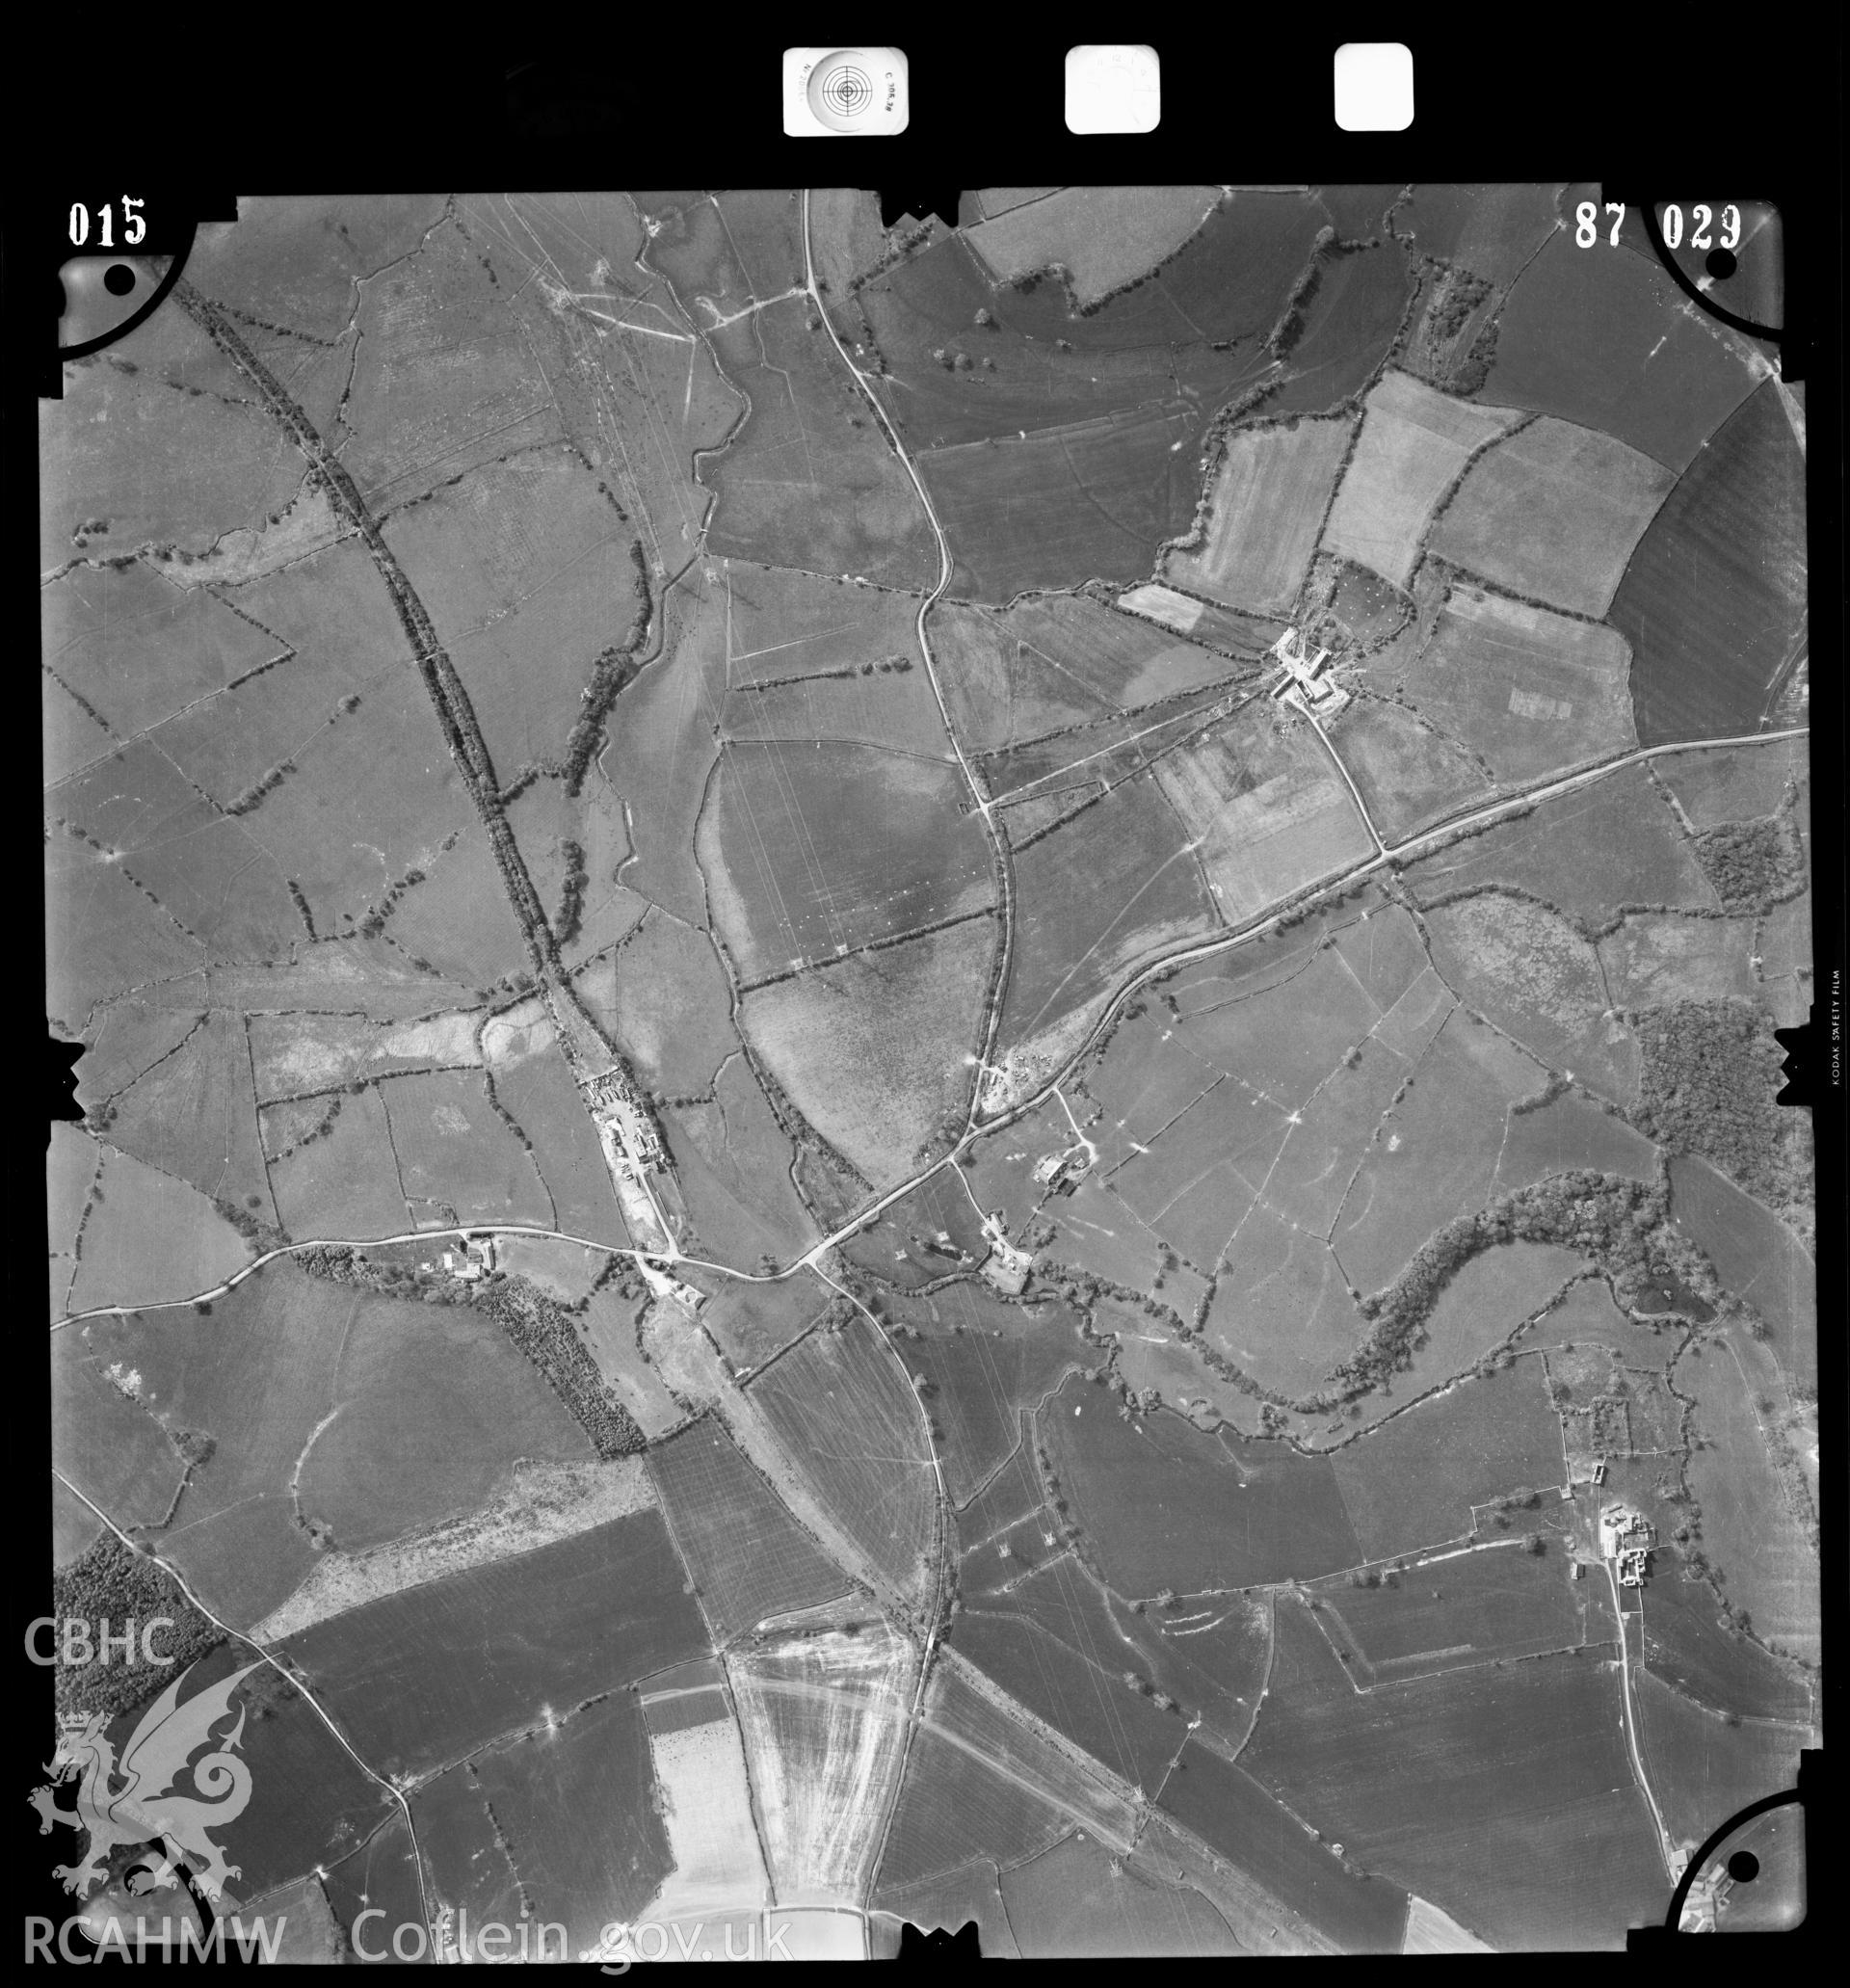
[1599,1499,1654,1584]
[439,1234,497,1282]
[638,1257,706,1314]
[1268,627,1350,719]
[1032,1147,1092,1192]
[980,1240,1034,1297]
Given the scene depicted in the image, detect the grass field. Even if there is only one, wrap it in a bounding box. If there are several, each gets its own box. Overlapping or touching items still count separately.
[748,1318,936,1598]
[415,1763,527,1927]
[45,843,211,1036]
[728,1625,910,1904]
[268,1083,413,1238]
[955,1604,1186,1796]
[1398,183,1562,284]
[1398,584,1637,782]
[999,767,1219,1062]
[249,1006,481,1100]
[920,401,1206,601]
[282,1509,706,1778]
[1680,1339,1818,1663]
[1614,382,1808,746]
[1001,1830,1238,1957]
[965,186,1220,305]
[1239,1614,1665,1949]
[1333,1012,1546,1295]
[706,298,938,588]
[384,823,532,990]
[323,1815,426,1956]
[64,1142,254,1316]
[1422,894,1634,1101]
[582,903,733,1100]
[1335,698,1493,842]
[741,916,991,1189]
[380,1068,553,1227]
[1481,223,1762,471]
[1264,239,1415,418]
[1330,1360,1566,1558]
[1669,1156,1813,1378]
[1599,913,1759,1008]
[897,1284,1090,1503]
[1406,1240,1587,1392]
[1655,737,1806,830]
[721,649,954,757]
[1321,373,1519,590]
[1044,1377,1362,1590]
[1430,421,1675,617]
[702,739,992,979]
[640,1707,770,1921]
[1167,416,1355,615]
[462,1696,678,1952]
[660,1058,818,1265]
[875,1859,1018,1955]
[1632,1668,1809,1862]
[1154,702,1373,924]
[1638,1563,1815,1723]
[1494,1091,1660,1194]
[1158,1737,1411,1952]
[1405,764,1713,921]
[1307,1536,1588,1683]
[648,1418,850,1643]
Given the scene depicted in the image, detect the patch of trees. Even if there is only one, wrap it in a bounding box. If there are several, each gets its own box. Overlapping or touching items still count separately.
[1423,266,1493,347]
[225,758,296,816]
[1690,817,1804,912]
[561,543,653,797]
[1632,999,1810,1209]
[51,1536,223,1723]
[848,219,938,291]
[554,840,590,944]
[475,1281,648,1459]
[1333,1170,1704,1397]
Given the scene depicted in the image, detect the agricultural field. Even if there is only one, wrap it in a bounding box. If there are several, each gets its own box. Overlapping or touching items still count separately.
[1239,1604,1667,1949]
[964,186,1221,305]
[648,1418,851,1643]
[1478,219,1763,471]
[746,1317,937,1600]
[1166,415,1355,614]
[1041,1375,1363,1592]
[1329,1361,1568,1559]
[740,915,992,1188]
[44,186,1811,1950]
[280,1509,707,1778]
[1430,421,1676,618]
[1320,373,1518,589]
[728,1624,911,1904]
[1613,382,1809,744]
[1394,584,1637,783]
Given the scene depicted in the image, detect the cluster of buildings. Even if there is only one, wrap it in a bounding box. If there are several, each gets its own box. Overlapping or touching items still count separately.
[1598,1500,1655,1586]
[437,1234,497,1282]
[1268,628,1350,720]
[1032,1145,1092,1195]
[637,1256,705,1315]
[584,1066,671,1251]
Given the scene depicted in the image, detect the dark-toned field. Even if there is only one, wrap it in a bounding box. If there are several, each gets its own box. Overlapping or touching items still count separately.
[281,1509,706,1778]
[1638,1563,1815,1724]
[1041,1378,1362,1592]
[1157,1737,1411,1952]
[1478,221,1761,471]
[648,1418,850,1642]
[1493,1091,1661,1195]
[1397,183,1562,285]
[1632,1668,1809,1854]
[1329,1362,1566,1559]
[1613,382,1808,746]
[1239,1604,1667,1948]
[1000,1830,1240,1957]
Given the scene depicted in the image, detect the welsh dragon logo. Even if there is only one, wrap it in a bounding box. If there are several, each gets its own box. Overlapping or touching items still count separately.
[30,1660,262,1901]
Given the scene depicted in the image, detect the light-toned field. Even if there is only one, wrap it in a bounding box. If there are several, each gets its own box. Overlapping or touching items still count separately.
[965,186,1220,305]
[1118,582,1203,633]
[639,1710,771,1921]
[1154,707,1374,922]
[729,1625,911,1904]
[975,187,1062,219]
[1599,914,1760,1009]
[1430,417,1677,616]
[740,917,991,1188]
[581,1285,688,1437]
[1320,372,1522,588]
[1404,1895,1495,1953]
[1165,416,1355,615]
[251,1458,653,1641]
[1336,696,1493,841]
[250,1008,482,1100]
[65,1141,253,1315]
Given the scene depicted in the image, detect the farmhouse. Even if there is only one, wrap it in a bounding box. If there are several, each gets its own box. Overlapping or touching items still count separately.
[1032,1147,1092,1193]
[439,1234,497,1282]
[1268,627,1350,720]
[1598,1499,1655,1585]
[980,1239,1034,1296]
[638,1257,706,1314]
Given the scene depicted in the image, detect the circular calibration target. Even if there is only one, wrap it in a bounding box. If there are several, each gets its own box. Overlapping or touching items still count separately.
[807,54,876,130]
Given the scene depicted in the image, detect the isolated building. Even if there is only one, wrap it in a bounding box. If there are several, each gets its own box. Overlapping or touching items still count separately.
[980,1241,1033,1297]
[1268,626,1350,719]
